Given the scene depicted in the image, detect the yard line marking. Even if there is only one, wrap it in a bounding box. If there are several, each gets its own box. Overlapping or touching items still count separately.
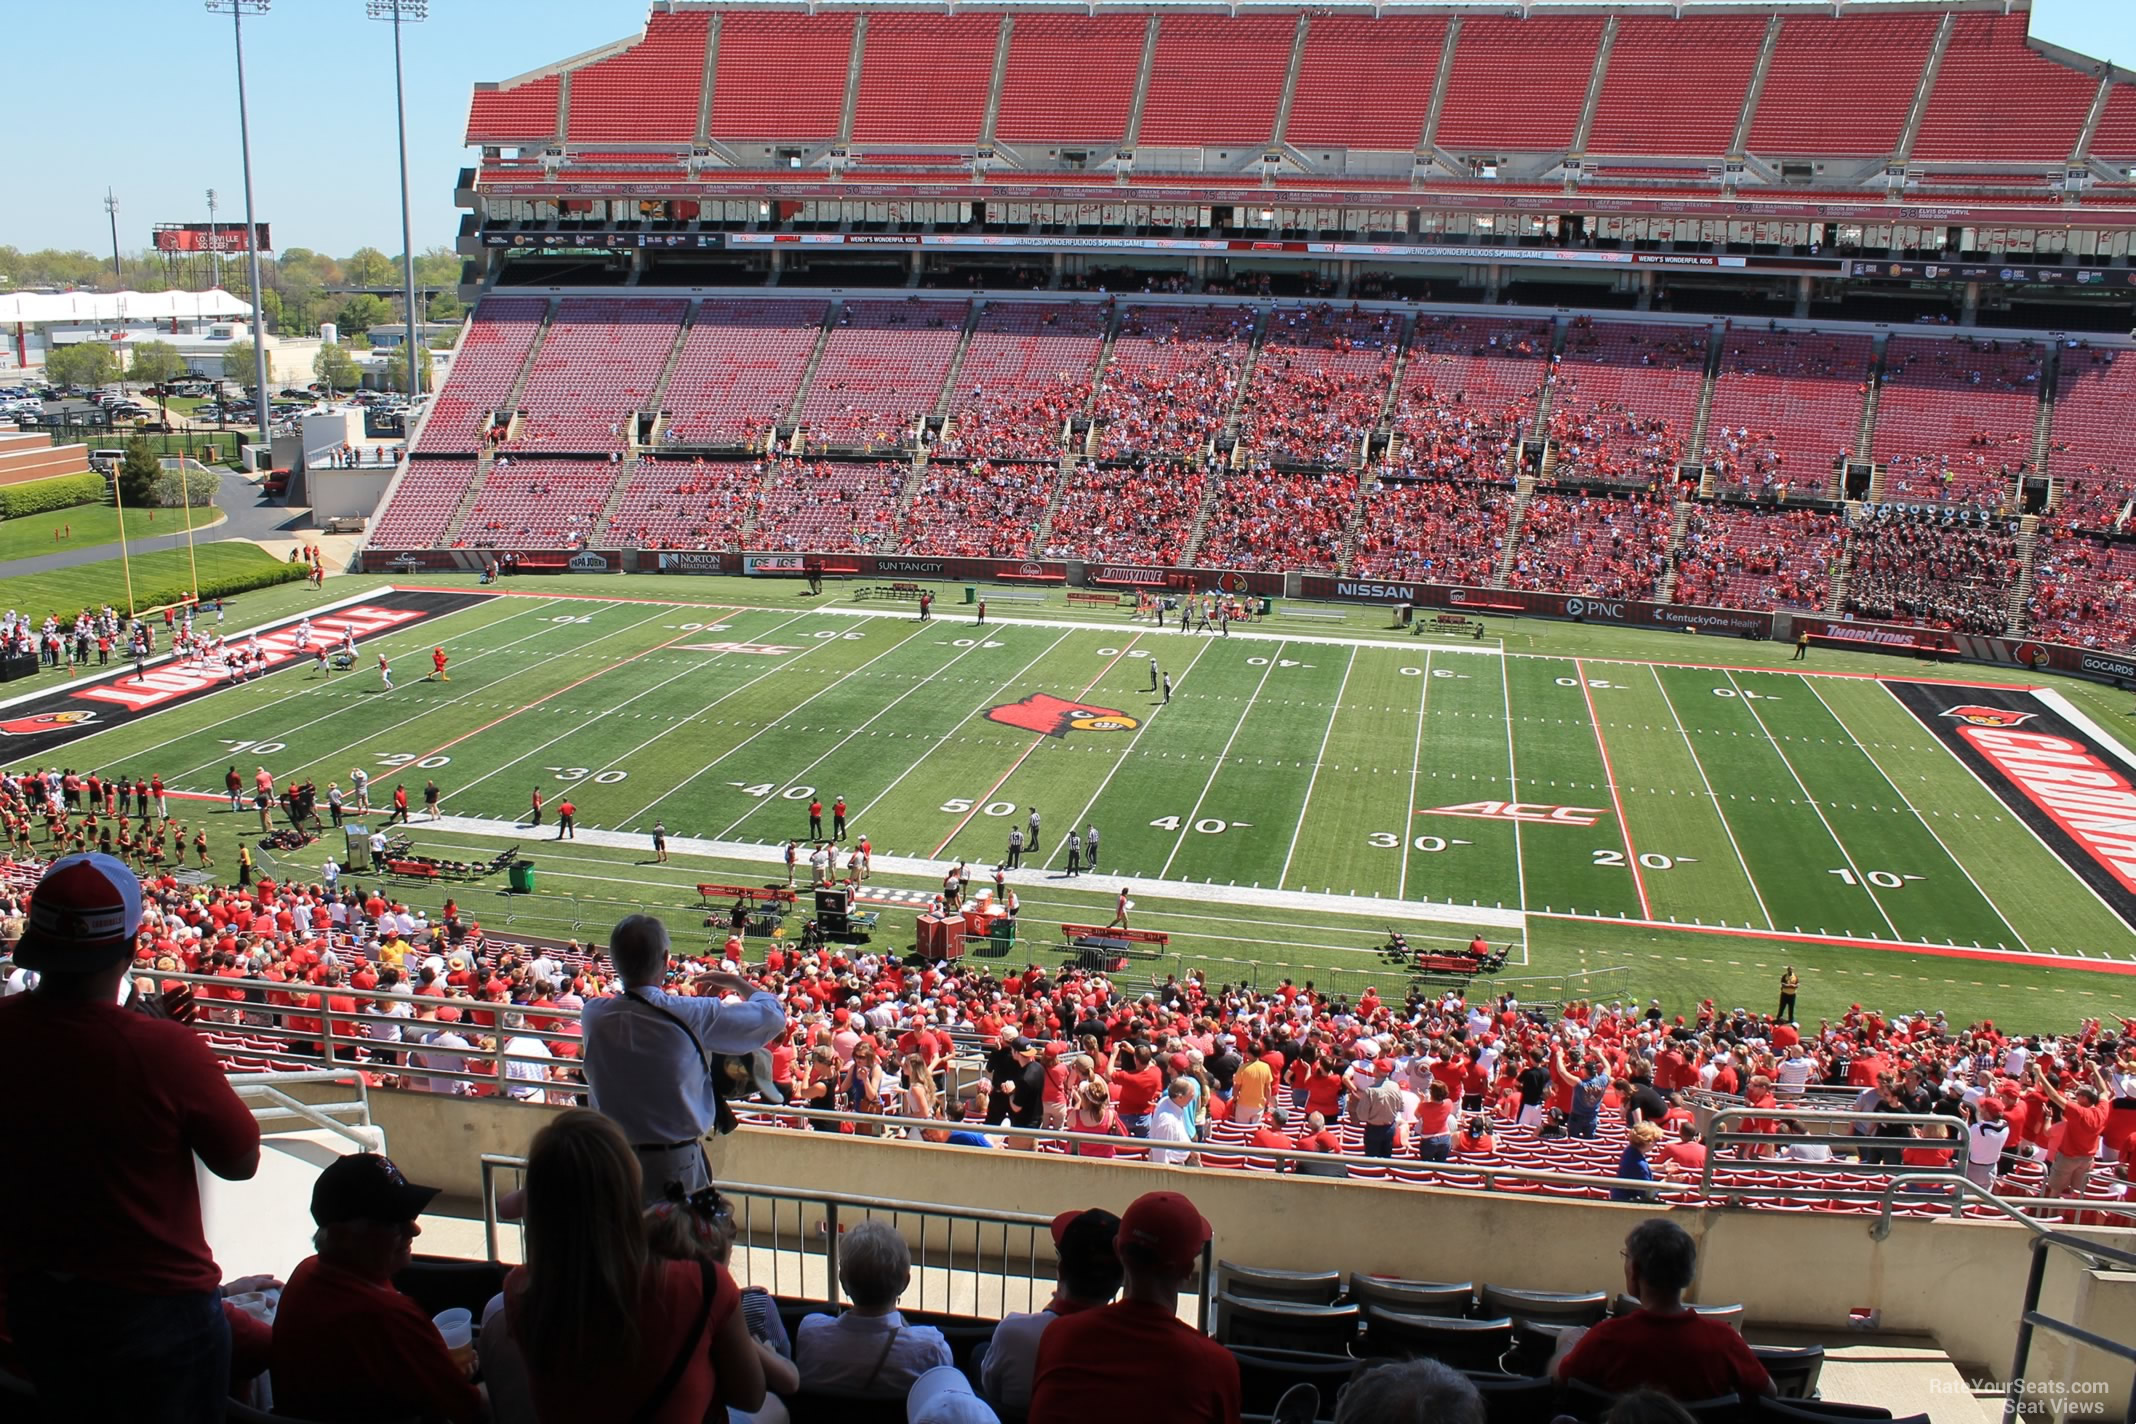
[185,602,602,785]
[1500,648,1527,910]
[852,627,1077,825]
[1158,642,1284,881]
[399,606,704,770]
[932,635,1146,858]
[103,597,567,772]
[1649,665,1772,931]
[534,610,833,812]
[624,622,938,827]
[1884,679,2128,938]
[1397,649,1434,903]
[1047,638,1217,871]
[1574,658,1648,918]
[448,609,825,809]
[1802,676,2030,952]
[1279,646,1356,889]
[1721,667,1899,939]
[711,631,1011,843]
[402,811,1526,928]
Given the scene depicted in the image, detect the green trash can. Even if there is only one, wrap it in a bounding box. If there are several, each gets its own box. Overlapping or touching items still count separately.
[508,861,536,894]
[963,584,977,604]
[988,916,1016,956]
[1257,597,1273,616]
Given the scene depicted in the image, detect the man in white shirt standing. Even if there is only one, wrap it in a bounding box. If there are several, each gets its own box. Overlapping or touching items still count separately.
[408,1003,473,1096]
[1965,1098,2012,1191]
[1147,1078,1197,1166]
[581,913,787,1203]
[499,1013,553,1102]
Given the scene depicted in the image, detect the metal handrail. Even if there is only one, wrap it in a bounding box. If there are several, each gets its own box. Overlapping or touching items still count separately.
[478,1154,1218,1326]
[2005,1229,2136,1424]
[228,1070,384,1152]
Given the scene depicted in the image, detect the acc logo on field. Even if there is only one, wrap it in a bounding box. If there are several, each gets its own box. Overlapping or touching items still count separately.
[0,710,98,736]
[987,693,1140,738]
[1941,705,2036,729]
[1419,800,1609,827]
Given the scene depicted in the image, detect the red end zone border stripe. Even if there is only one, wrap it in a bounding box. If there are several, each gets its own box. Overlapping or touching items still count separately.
[1887,678,2136,935]
[1534,913,2136,974]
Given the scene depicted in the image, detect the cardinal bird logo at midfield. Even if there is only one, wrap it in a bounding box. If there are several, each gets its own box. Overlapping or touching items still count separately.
[987,693,1140,738]
[0,710,98,736]
[1941,705,2036,729]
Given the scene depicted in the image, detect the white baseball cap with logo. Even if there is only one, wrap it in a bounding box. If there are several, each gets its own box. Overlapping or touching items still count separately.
[12,852,142,974]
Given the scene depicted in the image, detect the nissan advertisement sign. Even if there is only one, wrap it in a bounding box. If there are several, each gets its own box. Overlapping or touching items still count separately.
[1297,577,1774,638]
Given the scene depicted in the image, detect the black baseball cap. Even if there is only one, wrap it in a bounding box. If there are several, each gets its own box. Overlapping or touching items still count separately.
[310,1153,440,1227]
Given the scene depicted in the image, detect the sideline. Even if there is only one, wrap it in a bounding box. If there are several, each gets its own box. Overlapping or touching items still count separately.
[399,811,1527,932]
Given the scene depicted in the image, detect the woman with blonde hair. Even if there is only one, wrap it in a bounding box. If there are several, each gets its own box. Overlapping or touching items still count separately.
[1070,1078,1120,1158]
[798,1045,839,1132]
[504,1110,765,1423]
[900,1052,939,1139]
[845,1037,885,1135]
[1610,1121,1667,1203]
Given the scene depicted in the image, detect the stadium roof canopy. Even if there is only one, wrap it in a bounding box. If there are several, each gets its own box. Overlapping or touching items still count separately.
[0,289,254,325]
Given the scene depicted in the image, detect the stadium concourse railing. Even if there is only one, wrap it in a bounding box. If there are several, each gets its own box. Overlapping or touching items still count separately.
[476,1154,1220,1329]
[145,969,2131,1226]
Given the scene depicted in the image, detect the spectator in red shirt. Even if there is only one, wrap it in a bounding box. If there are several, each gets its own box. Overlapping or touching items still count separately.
[0,853,262,1424]
[1557,1219,1774,1402]
[1029,1191,1240,1424]
[269,1153,483,1423]
[2036,1061,2113,1199]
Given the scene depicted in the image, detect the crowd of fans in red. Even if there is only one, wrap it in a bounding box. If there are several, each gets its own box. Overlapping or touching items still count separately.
[1091,306,1255,458]
[1043,461,1208,564]
[58,853,2132,1223]
[898,460,1053,561]
[1543,319,1706,488]
[1196,469,1358,573]
[1351,477,1514,586]
[1506,491,1671,600]
[1671,504,1846,613]
[2026,532,2136,651]
[1236,306,1400,467]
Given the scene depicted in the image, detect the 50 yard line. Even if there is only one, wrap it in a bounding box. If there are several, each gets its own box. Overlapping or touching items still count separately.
[1279,646,1356,890]
[1049,637,1216,872]
[1649,664,1773,931]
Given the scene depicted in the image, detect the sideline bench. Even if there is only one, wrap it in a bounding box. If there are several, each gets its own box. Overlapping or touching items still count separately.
[1068,591,1122,608]
[1059,921,1169,970]
[985,588,1047,603]
[1278,607,1346,624]
[854,584,936,603]
[512,553,571,572]
[696,882,799,909]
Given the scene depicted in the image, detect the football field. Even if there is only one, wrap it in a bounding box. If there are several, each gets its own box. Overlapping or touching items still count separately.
[18,579,2136,1021]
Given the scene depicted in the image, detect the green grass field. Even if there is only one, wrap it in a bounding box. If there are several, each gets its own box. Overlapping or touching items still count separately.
[15,570,2135,1030]
[0,503,220,563]
[0,542,292,618]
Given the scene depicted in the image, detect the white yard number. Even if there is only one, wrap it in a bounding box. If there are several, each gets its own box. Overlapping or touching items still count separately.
[549,766,627,783]
[1557,677,1619,689]
[223,739,285,755]
[1711,687,1775,700]
[1152,816,1231,833]
[1830,868,1911,888]
[550,615,594,624]
[1368,833,1450,851]
[780,785,815,800]
[811,630,864,641]
[1594,849,1679,870]
[378,753,450,769]
[1150,815,1182,831]
[939,799,1016,816]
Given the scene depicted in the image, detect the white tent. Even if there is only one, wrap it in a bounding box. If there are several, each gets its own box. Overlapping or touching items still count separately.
[0,288,253,324]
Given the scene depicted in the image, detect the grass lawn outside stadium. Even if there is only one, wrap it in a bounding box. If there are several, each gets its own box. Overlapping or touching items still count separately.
[12,564,2136,1031]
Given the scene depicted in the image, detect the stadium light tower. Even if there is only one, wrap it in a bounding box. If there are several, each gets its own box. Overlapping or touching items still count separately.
[205,0,274,455]
[368,0,428,400]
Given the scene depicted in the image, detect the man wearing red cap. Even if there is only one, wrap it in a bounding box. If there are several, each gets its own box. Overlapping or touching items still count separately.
[0,852,262,1423]
[270,1153,482,1423]
[1028,1192,1238,1423]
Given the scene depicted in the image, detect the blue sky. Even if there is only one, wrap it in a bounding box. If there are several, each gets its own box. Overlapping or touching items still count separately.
[5,0,2134,260]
